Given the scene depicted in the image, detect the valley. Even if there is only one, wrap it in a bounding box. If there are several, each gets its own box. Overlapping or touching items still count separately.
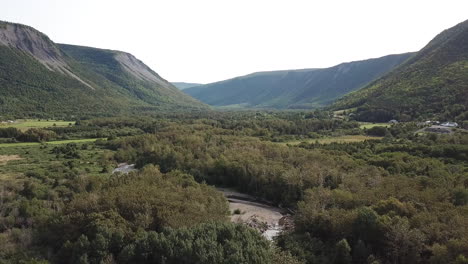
[184,54,413,109]
[0,11,467,264]
[0,112,466,263]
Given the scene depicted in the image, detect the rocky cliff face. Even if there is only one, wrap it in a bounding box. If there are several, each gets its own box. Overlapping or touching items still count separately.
[0,22,93,88]
[114,52,167,86]
[0,21,207,116]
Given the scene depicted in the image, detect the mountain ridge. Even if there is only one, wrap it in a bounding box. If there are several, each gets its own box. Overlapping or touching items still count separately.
[184,53,413,109]
[332,19,468,122]
[0,21,95,89]
[0,21,207,117]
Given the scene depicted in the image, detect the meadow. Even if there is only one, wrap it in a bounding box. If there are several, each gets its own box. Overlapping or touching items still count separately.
[0,138,101,148]
[278,135,383,146]
[0,119,74,131]
[358,122,390,129]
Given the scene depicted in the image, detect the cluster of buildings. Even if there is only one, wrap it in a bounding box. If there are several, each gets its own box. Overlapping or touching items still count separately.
[388,120,459,128]
[423,120,458,127]
[420,121,459,134]
[440,122,459,127]
[387,119,460,134]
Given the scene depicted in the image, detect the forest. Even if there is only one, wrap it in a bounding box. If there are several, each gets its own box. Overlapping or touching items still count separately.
[0,112,467,264]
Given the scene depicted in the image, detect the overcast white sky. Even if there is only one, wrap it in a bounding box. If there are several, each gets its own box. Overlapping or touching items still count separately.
[1,0,467,83]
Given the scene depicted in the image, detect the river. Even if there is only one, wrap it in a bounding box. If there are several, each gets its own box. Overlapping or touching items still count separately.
[217,188,291,240]
[111,164,291,240]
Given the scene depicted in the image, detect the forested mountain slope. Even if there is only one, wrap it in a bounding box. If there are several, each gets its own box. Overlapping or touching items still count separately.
[332,19,468,122]
[184,53,413,109]
[0,21,207,118]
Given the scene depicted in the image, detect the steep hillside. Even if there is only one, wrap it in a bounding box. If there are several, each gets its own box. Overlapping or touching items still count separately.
[332,19,468,122]
[58,44,205,110]
[172,82,202,90]
[0,21,207,118]
[184,53,413,109]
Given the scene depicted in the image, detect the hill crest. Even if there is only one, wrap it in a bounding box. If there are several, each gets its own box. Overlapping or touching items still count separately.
[184,53,413,109]
[0,21,207,117]
[332,19,468,122]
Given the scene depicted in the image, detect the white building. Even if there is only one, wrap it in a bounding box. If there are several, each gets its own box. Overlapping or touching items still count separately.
[441,122,458,127]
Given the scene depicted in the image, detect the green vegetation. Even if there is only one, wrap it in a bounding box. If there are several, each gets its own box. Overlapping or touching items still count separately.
[0,120,74,131]
[185,53,412,109]
[1,17,468,264]
[358,122,390,129]
[278,135,383,145]
[0,138,101,148]
[0,22,207,119]
[0,112,466,263]
[333,19,468,122]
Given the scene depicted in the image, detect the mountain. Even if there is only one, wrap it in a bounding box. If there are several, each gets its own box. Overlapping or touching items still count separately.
[184,53,413,109]
[172,82,202,90]
[332,19,468,122]
[0,21,207,118]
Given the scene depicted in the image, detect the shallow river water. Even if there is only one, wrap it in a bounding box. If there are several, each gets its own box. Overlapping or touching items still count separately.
[217,188,289,240]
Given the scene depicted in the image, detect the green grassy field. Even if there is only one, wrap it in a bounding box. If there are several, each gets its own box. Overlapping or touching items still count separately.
[333,108,357,115]
[359,122,390,129]
[0,141,106,179]
[278,135,383,146]
[0,138,102,148]
[0,119,75,131]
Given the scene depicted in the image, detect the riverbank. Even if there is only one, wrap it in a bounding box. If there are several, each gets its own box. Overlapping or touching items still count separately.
[217,188,293,240]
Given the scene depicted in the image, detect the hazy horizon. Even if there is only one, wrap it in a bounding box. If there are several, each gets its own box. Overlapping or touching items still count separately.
[1,0,467,83]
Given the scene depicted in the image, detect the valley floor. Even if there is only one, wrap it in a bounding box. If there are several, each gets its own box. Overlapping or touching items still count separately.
[0,113,467,264]
[218,188,291,240]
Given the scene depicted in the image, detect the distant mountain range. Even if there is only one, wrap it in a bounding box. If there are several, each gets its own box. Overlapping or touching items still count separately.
[0,21,207,117]
[184,53,413,109]
[2,19,467,122]
[332,19,468,122]
[172,82,202,90]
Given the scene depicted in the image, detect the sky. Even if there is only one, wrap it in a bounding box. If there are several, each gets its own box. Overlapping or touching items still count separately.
[1,0,467,84]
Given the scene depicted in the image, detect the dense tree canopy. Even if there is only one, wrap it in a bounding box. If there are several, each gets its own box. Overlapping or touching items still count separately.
[0,114,466,263]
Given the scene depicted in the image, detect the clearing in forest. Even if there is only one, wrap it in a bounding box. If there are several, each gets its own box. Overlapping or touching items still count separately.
[0,119,75,131]
[0,138,102,148]
[0,155,22,165]
[359,122,390,129]
[278,135,383,146]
